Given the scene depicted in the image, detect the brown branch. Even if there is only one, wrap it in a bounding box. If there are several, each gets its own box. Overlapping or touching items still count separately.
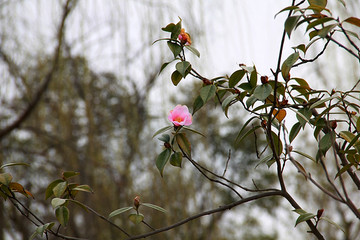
[0,0,74,140]
[125,190,283,240]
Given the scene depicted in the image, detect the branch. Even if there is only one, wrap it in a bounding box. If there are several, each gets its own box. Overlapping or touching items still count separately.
[125,191,283,240]
[0,0,75,140]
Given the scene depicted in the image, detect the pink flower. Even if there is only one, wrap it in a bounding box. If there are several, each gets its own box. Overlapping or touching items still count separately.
[168,105,192,126]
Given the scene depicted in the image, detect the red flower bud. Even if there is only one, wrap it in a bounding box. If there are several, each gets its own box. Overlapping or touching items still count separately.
[317,209,324,219]
[330,120,337,130]
[178,28,192,45]
[134,196,141,209]
[261,76,269,84]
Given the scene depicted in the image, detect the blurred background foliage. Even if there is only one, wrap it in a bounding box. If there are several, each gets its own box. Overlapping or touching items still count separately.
[0,0,359,240]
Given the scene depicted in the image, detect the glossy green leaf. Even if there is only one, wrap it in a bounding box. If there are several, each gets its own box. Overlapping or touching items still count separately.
[285,15,301,38]
[170,152,183,167]
[296,108,312,127]
[320,216,345,233]
[193,95,204,114]
[53,181,67,198]
[72,185,93,193]
[308,0,327,7]
[152,126,172,138]
[235,117,258,144]
[317,24,338,38]
[319,132,335,156]
[222,94,237,118]
[142,203,167,213]
[335,164,353,179]
[252,103,272,112]
[167,41,182,58]
[281,52,299,80]
[246,95,258,108]
[159,61,172,74]
[0,173,12,186]
[55,206,69,226]
[292,44,306,53]
[171,20,182,39]
[183,127,206,137]
[30,222,55,240]
[306,17,334,32]
[45,179,64,200]
[250,68,257,87]
[293,150,316,162]
[253,84,272,101]
[255,154,274,168]
[185,45,200,57]
[309,96,337,109]
[239,82,253,92]
[289,122,302,143]
[341,131,360,153]
[275,6,299,18]
[176,61,191,77]
[268,131,283,157]
[162,23,176,32]
[109,206,134,219]
[129,213,144,224]
[200,85,216,103]
[176,133,191,158]
[171,70,183,86]
[62,171,79,179]
[51,198,67,209]
[295,212,316,226]
[229,70,245,88]
[0,162,29,170]
[156,148,171,177]
[158,134,170,143]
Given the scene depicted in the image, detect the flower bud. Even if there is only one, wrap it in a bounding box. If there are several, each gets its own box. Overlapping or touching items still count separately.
[134,196,140,209]
[330,120,337,130]
[178,28,192,45]
[261,76,269,84]
[317,209,324,219]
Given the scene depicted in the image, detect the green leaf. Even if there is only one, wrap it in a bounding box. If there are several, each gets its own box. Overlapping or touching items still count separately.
[281,52,299,80]
[268,131,283,157]
[176,133,191,158]
[51,198,67,209]
[142,203,167,213]
[320,216,345,233]
[45,179,64,200]
[0,162,29,170]
[335,164,353,179]
[185,45,200,57]
[275,6,299,18]
[296,108,312,127]
[306,17,335,32]
[0,173,12,186]
[170,152,182,167]
[295,212,316,226]
[156,148,171,177]
[55,206,70,226]
[222,94,237,118]
[308,0,327,8]
[236,125,261,146]
[183,127,206,137]
[167,41,182,58]
[176,61,191,77]
[310,96,337,109]
[30,222,55,240]
[62,171,79,179]
[193,95,204,114]
[255,154,274,168]
[293,149,316,162]
[289,122,302,143]
[159,61,172,75]
[319,132,335,156]
[53,181,67,198]
[285,15,301,38]
[246,95,257,108]
[162,23,176,32]
[128,213,144,224]
[200,85,216,103]
[253,84,272,101]
[343,17,360,28]
[292,44,306,53]
[235,117,258,144]
[250,68,257,88]
[171,70,183,86]
[171,19,182,40]
[153,126,172,138]
[109,206,134,219]
[317,24,338,38]
[229,70,245,88]
[341,131,360,153]
[72,185,93,193]
[158,134,170,143]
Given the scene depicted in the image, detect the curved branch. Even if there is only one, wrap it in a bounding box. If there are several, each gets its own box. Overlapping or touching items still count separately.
[0,0,75,140]
[125,190,283,240]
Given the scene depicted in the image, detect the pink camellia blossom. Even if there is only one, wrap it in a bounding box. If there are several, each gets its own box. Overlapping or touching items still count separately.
[168,105,192,126]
